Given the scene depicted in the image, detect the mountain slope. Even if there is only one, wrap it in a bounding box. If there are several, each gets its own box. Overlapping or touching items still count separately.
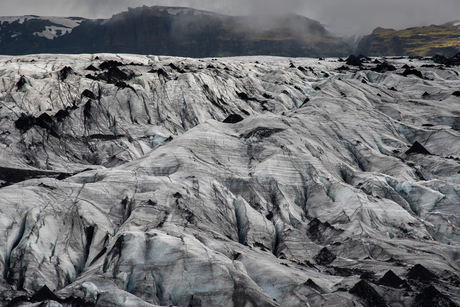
[0,54,460,306]
[356,23,460,57]
[0,6,352,57]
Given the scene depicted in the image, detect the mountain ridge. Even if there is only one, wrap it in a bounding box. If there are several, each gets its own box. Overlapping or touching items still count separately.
[0,5,352,57]
[355,23,460,57]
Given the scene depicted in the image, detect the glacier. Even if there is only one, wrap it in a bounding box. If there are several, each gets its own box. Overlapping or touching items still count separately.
[0,53,460,306]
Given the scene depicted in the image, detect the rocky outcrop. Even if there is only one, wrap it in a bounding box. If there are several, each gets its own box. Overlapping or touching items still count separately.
[0,54,460,306]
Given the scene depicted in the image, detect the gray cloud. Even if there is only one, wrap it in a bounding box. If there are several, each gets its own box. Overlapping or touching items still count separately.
[1,0,459,35]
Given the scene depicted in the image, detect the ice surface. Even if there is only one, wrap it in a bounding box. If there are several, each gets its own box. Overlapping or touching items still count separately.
[0,54,460,306]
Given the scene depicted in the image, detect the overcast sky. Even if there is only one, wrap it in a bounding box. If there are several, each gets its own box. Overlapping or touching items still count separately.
[1,0,459,36]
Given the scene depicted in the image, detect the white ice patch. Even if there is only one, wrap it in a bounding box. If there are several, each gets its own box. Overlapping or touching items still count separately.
[0,16,84,39]
[0,16,29,24]
[33,26,72,39]
[165,8,192,15]
[32,17,84,39]
[155,6,218,17]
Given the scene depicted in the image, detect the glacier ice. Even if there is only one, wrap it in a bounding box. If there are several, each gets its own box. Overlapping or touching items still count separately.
[0,54,460,306]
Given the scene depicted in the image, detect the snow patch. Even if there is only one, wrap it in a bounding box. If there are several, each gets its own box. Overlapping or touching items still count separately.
[0,16,29,24]
[33,26,73,39]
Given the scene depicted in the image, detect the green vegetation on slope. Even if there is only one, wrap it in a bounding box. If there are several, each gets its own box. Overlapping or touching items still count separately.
[356,25,460,57]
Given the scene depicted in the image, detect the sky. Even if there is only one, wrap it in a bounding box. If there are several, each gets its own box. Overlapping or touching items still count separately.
[1,0,459,36]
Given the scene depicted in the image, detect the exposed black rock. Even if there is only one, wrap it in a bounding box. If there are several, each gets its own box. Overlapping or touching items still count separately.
[337,65,350,71]
[241,127,284,139]
[402,68,423,78]
[237,92,256,102]
[115,81,136,92]
[58,66,73,80]
[307,217,343,242]
[300,97,310,108]
[349,280,388,307]
[16,76,27,90]
[313,247,336,265]
[30,285,60,303]
[85,64,99,71]
[378,270,405,288]
[81,89,97,100]
[371,62,397,73]
[346,55,363,66]
[14,113,35,132]
[405,141,432,155]
[56,172,73,180]
[99,60,124,70]
[265,211,274,220]
[87,66,133,84]
[407,264,437,282]
[62,296,94,307]
[304,278,324,293]
[104,66,132,84]
[0,167,65,184]
[14,113,60,137]
[412,285,458,307]
[452,91,460,97]
[149,68,169,79]
[326,266,366,277]
[54,109,70,122]
[432,53,460,66]
[223,114,244,124]
[169,62,185,73]
[5,296,29,307]
[83,100,92,118]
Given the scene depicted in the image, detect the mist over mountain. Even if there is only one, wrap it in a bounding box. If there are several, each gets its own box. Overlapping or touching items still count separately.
[0,5,352,57]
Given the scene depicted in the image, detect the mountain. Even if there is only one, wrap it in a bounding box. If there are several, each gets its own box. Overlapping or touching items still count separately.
[355,22,460,57]
[0,53,460,306]
[0,6,352,57]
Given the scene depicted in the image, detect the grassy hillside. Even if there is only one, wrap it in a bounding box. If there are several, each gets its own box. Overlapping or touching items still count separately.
[356,25,460,57]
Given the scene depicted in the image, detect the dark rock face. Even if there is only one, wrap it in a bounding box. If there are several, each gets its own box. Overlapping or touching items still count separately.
[313,247,336,265]
[407,264,437,282]
[432,53,460,66]
[349,280,388,307]
[346,54,363,66]
[405,141,432,155]
[223,114,244,124]
[402,68,424,78]
[371,62,397,73]
[58,66,73,80]
[378,270,405,288]
[412,286,458,307]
